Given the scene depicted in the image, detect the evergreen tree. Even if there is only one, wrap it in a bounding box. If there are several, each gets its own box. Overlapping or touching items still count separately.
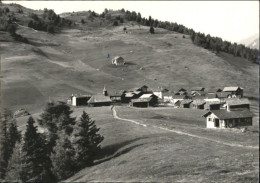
[38,101,76,154]
[5,142,25,181]
[0,109,13,179]
[51,131,76,180]
[22,117,55,182]
[73,111,104,170]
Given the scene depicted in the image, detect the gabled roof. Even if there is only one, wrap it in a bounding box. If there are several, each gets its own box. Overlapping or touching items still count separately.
[202,109,253,120]
[140,94,155,98]
[190,87,205,91]
[216,92,232,98]
[178,88,187,92]
[180,99,193,105]
[192,99,206,106]
[125,92,135,97]
[172,95,187,99]
[223,86,242,92]
[225,98,250,105]
[87,94,112,103]
[206,93,217,99]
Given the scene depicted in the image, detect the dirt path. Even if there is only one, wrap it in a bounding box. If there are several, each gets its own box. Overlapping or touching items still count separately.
[111,106,258,149]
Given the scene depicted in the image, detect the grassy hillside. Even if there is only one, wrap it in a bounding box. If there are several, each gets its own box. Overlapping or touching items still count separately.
[2,4,259,182]
[1,13,258,113]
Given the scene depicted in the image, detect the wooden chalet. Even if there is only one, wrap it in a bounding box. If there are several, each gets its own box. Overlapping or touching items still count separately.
[87,94,112,107]
[191,99,206,109]
[202,109,253,128]
[109,90,126,102]
[204,101,221,110]
[224,98,250,111]
[180,99,193,108]
[223,86,243,98]
[175,88,187,95]
[69,94,92,106]
[130,94,158,108]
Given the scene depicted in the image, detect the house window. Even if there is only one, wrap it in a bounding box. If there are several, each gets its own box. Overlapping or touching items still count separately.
[208,118,211,121]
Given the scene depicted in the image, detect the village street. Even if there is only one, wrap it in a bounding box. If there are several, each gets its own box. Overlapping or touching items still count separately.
[111,106,258,150]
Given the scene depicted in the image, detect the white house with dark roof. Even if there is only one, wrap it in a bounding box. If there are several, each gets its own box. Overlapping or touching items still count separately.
[203,109,253,128]
[112,56,125,65]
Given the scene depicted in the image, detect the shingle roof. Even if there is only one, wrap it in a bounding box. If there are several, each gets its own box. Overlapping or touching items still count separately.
[140,94,155,98]
[223,87,241,92]
[172,95,187,99]
[73,95,92,99]
[87,94,112,103]
[180,99,193,105]
[216,92,232,98]
[125,92,135,97]
[207,93,217,99]
[225,98,250,105]
[203,109,253,120]
[192,99,206,105]
[113,56,124,60]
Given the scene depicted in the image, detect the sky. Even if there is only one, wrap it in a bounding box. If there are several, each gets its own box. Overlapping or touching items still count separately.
[4,1,259,43]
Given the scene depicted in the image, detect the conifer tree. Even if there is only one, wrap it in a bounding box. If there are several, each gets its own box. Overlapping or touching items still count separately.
[38,101,76,154]
[22,117,55,182]
[51,130,76,180]
[5,142,25,181]
[73,111,104,170]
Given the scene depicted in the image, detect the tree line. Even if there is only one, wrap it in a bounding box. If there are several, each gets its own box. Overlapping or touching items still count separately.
[0,102,104,182]
[28,8,73,33]
[123,10,259,63]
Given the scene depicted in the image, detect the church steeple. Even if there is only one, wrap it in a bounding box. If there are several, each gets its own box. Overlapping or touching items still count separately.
[103,85,108,96]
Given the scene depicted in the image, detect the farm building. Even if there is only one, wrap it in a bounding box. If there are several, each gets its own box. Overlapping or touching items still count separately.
[152,88,169,99]
[112,56,125,65]
[224,98,250,111]
[175,88,187,95]
[69,95,92,106]
[172,95,189,104]
[180,99,193,108]
[204,101,221,110]
[202,109,253,128]
[191,99,206,109]
[87,94,112,107]
[223,86,243,98]
[122,91,142,103]
[130,94,158,107]
[216,92,232,99]
[109,90,125,102]
[206,93,218,99]
[191,90,206,97]
[163,91,175,103]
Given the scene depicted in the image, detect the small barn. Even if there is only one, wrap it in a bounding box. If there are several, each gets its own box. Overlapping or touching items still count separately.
[202,109,253,128]
[71,95,92,106]
[87,94,112,107]
[180,99,193,108]
[172,95,189,104]
[122,91,142,103]
[130,98,151,108]
[207,88,222,94]
[152,88,169,99]
[223,86,243,98]
[204,101,221,110]
[112,56,125,65]
[216,92,232,99]
[190,87,205,94]
[191,99,206,109]
[225,98,250,111]
[175,88,187,95]
[109,90,125,102]
[139,94,158,106]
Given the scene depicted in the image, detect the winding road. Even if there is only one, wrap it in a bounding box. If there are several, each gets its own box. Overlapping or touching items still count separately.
[111,106,258,149]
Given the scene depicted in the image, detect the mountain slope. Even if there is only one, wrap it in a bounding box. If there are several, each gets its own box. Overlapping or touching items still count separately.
[239,33,259,49]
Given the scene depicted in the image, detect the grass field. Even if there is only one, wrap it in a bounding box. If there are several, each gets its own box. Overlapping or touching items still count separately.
[63,106,259,182]
[2,4,259,182]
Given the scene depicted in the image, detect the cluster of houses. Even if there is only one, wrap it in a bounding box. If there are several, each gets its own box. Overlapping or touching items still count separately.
[67,85,254,129]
